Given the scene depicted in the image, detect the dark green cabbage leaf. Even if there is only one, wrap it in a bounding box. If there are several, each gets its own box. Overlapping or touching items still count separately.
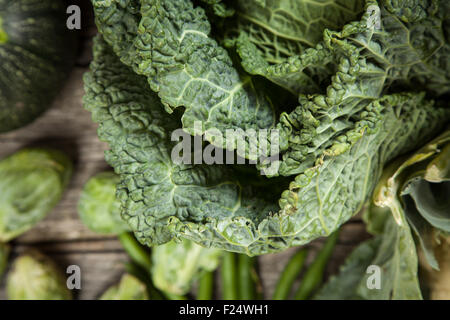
[84,34,448,255]
[84,0,450,255]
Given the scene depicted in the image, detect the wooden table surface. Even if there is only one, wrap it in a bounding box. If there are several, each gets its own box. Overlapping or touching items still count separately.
[0,4,371,299]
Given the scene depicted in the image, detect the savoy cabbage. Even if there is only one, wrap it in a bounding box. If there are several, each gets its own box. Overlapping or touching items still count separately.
[316,128,450,299]
[84,0,450,255]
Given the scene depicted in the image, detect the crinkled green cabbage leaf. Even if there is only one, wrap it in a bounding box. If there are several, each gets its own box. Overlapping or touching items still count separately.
[84,0,450,255]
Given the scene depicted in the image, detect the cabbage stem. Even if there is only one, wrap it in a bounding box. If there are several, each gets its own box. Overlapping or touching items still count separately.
[238,255,256,300]
[118,233,152,272]
[273,248,308,300]
[221,252,238,300]
[294,230,339,300]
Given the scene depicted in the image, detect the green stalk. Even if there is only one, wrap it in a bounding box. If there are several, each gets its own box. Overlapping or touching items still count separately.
[124,262,164,300]
[164,292,188,300]
[118,232,152,271]
[251,266,264,299]
[221,252,238,300]
[294,230,340,300]
[197,271,214,300]
[238,254,256,300]
[272,248,308,300]
[119,233,165,299]
[119,233,188,300]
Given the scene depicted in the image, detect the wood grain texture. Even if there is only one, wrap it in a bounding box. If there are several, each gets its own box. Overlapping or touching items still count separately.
[0,2,371,299]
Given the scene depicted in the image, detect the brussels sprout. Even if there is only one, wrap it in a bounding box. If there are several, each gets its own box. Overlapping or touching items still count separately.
[100,274,149,300]
[0,148,72,242]
[0,242,9,277]
[78,172,130,235]
[7,250,72,300]
[152,238,223,295]
[78,173,156,298]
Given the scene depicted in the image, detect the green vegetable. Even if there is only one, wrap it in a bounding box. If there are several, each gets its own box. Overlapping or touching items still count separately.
[152,238,222,296]
[163,292,188,300]
[78,172,130,235]
[359,215,422,299]
[84,0,450,255]
[317,208,423,300]
[0,242,9,277]
[199,0,234,17]
[119,233,153,272]
[221,252,238,300]
[294,231,339,299]
[228,0,364,94]
[0,0,77,132]
[78,173,152,272]
[7,250,71,300]
[123,261,165,300]
[372,128,450,269]
[100,274,149,300]
[238,254,257,300]
[0,148,72,242]
[272,248,308,300]
[315,127,450,300]
[197,271,214,300]
[77,174,167,299]
[315,236,381,300]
